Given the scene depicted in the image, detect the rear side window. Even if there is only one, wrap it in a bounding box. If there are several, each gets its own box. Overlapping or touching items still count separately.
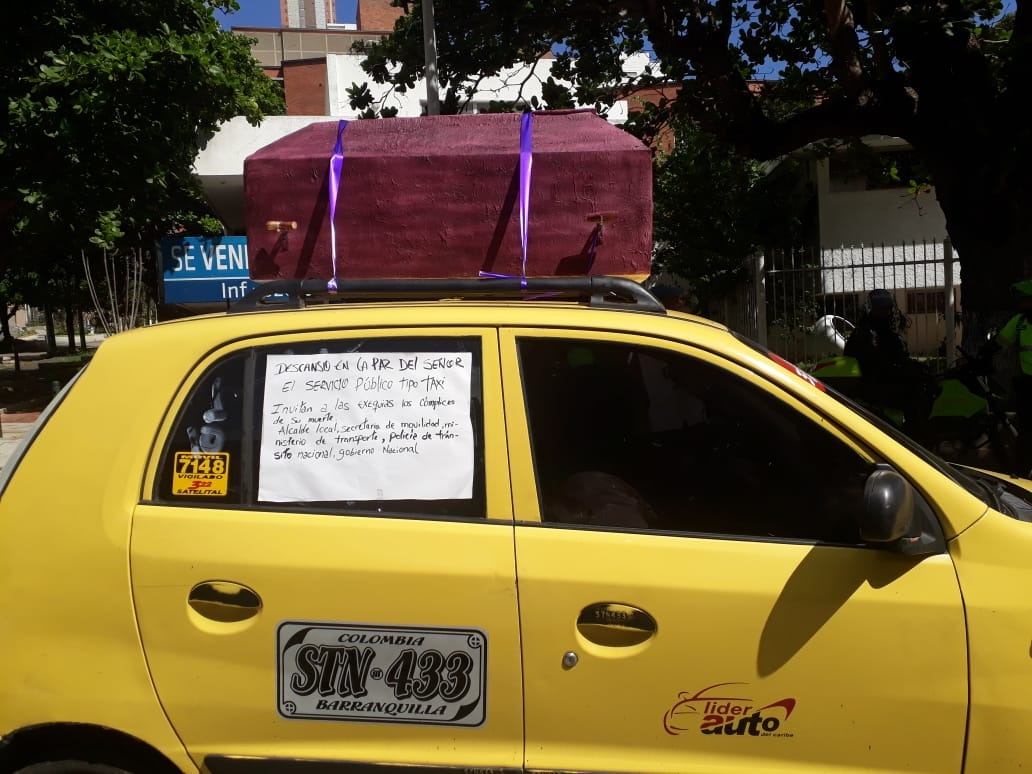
[155,353,247,504]
[154,337,485,518]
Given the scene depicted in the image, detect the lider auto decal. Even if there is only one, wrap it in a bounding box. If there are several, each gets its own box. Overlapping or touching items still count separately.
[664,682,797,737]
[278,621,487,726]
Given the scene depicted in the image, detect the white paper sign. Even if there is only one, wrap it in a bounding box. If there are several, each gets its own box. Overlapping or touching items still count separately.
[259,352,474,502]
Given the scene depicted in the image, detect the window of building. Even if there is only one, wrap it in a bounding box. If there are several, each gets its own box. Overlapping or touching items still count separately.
[906,289,951,315]
[829,148,928,192]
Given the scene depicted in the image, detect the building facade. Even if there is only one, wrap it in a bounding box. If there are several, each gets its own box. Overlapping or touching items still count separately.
[201,0,955,342]
[199,0,634,232]
[280,0,335,29]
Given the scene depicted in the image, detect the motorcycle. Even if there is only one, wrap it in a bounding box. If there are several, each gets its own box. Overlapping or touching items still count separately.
[810,343,1020,470]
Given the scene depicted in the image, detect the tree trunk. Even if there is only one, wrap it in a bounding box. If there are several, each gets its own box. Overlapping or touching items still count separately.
[64,307,76,352]
[44,306,57,356]
[0,300,18,374]
[0,300,10,349]
[78,309,87,351]
[926,162,1032,352]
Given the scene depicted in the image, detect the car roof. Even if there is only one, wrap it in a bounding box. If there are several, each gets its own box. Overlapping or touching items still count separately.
[100,277,741,371]
[229,276,667,314]
[148,276,729,336]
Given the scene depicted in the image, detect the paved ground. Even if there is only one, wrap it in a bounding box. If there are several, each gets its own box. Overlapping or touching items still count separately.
[0,418,38,470]
[0,330,108,470]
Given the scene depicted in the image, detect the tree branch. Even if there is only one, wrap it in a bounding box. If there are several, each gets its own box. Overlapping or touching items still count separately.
[821,0,866,97]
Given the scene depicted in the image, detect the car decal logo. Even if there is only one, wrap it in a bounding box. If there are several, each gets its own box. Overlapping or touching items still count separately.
[663,682,797,737]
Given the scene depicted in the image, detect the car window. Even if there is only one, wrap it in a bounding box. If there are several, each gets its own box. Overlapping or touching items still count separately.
[155,353,247,504]
[155,336,485,518]
[732,330,996,506]
[518,338,874,544]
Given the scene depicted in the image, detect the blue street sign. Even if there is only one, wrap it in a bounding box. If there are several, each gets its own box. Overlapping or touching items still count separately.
[159,236,256,304]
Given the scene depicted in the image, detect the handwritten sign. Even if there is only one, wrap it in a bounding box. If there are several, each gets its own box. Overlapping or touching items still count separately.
[258,352,474,502]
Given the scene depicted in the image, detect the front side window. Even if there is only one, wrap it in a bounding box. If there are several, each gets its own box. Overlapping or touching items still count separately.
[518,338,874,543]
[155,337,485,518]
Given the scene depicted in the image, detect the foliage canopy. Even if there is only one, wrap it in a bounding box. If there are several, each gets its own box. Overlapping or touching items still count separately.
[1,0,283,310]
[361,0,1030,326]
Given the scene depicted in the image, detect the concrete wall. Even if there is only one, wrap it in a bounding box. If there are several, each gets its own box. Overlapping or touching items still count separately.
[815,142,949,247]
[194,116,331,233]
[325,53,630,122]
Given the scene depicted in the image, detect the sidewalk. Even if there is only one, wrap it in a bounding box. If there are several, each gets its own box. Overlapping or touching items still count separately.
[0,331,106,470]
[0,414,39,470]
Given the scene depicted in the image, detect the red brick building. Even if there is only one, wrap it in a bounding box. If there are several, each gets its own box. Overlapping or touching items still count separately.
[232,0,402,115]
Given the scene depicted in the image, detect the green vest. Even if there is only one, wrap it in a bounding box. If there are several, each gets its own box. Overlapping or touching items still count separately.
[999,313,1032,376]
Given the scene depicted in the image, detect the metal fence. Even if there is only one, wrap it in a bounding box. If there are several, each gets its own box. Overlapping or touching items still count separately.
[710,239,961,370]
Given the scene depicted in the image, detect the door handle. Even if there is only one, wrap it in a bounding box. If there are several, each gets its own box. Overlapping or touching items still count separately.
[188,581,262,623]
[577,602,657,647]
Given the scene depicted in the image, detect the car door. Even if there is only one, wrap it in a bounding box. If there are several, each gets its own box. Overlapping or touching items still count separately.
[132,329,523,773]
[501,328,968,774]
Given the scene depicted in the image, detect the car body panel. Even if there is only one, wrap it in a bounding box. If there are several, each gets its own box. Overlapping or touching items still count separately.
[0,340,198,772]
[130,326,522,769]
[1,294,1030,772]
[949,508,1032,773]
[512,527,967,773]
[131,506,522,769]
[498,327,969,773]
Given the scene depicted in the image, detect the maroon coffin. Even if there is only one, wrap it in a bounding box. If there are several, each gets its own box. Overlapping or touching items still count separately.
[243,110,653,281]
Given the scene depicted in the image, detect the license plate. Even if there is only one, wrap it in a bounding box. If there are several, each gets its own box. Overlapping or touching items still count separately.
[277,621,487,726]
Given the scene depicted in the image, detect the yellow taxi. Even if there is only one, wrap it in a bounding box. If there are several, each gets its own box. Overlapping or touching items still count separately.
[1,275,1030,774]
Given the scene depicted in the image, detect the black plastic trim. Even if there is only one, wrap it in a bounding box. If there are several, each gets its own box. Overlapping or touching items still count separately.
[204,757,521,773]
[228,276,666,314]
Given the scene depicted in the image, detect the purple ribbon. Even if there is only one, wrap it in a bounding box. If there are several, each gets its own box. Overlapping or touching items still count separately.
[586,223,602,272]
[480,112,533,289]
[518,111,532,280]
[327,119,348,292]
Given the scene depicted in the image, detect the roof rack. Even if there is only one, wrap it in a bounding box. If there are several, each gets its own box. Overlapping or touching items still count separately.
[229,276,666,315]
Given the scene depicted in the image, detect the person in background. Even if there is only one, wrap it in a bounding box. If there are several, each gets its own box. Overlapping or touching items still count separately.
[651,284,689,312]
[845,289,910,369]
[844,288,930,427]
[994,280,1032,473]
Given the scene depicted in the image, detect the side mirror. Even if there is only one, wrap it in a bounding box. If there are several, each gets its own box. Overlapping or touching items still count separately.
[861,465,915,544]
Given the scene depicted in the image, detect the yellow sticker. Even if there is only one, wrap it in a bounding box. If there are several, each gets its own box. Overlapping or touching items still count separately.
[172,451,230,497]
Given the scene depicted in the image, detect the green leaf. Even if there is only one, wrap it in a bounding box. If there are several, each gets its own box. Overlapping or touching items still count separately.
[1,0,284,308]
